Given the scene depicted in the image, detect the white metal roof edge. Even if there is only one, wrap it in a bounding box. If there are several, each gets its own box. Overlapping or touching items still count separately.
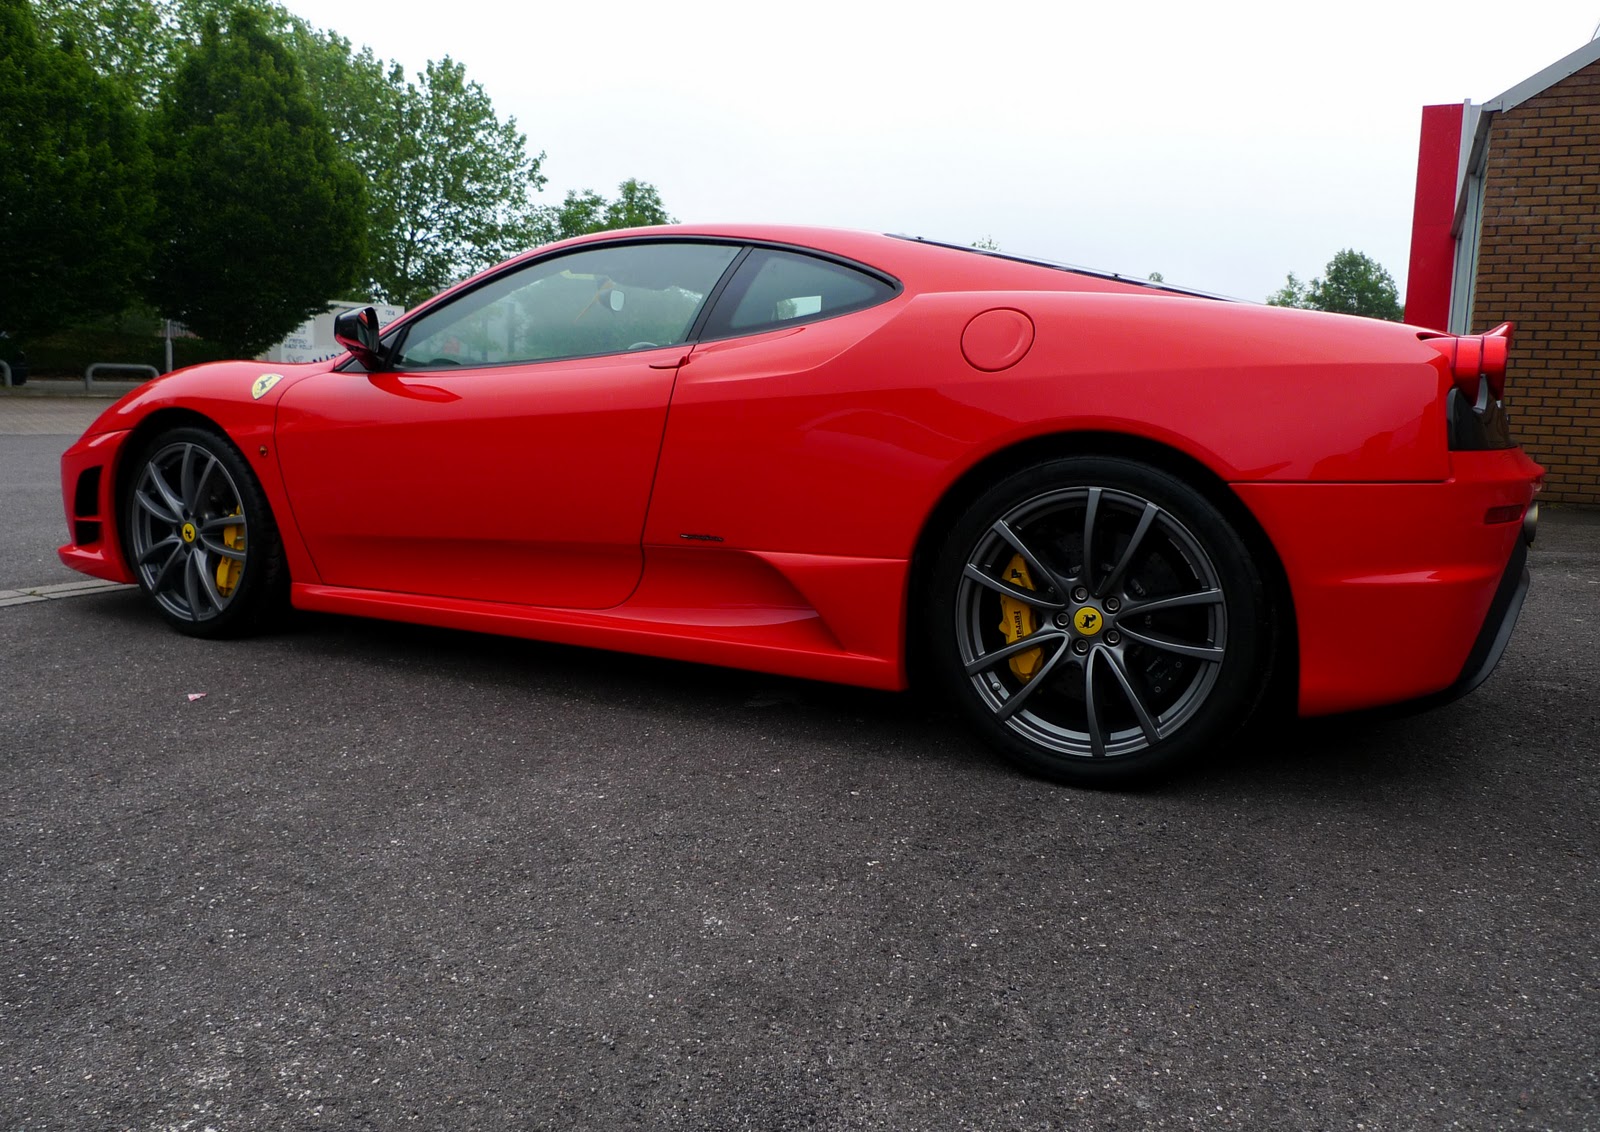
[1451,36,1600,232]
[1485,35,1600,112]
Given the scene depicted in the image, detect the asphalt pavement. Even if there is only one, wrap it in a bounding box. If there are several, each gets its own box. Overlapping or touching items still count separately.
[2,392,1597,1130]
[0,397,114,590]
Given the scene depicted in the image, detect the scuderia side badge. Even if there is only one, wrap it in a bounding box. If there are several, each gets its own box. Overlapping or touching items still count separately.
[251,373,283,400]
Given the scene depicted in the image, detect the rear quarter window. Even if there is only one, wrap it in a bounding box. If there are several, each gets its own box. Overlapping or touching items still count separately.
[702,248,896,338]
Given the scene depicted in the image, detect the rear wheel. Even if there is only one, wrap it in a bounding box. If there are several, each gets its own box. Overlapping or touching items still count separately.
[928,456,1271,785]
[123,426,287,637]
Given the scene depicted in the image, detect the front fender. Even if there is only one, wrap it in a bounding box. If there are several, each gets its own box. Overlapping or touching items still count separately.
[62,359,338,589]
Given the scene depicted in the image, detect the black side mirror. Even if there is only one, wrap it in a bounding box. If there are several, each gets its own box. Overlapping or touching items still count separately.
[334,306,383,370]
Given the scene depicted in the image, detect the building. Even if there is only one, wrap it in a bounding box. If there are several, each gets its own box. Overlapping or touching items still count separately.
[1406,37,1600,506]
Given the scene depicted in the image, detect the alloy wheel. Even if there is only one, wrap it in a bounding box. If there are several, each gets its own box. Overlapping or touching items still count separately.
[127,440,249,622]
[953,485,1228,760]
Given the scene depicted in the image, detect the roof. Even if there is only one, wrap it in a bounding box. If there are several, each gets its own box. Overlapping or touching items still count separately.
[1485,34,1600,113]
[1453,35,1600,235]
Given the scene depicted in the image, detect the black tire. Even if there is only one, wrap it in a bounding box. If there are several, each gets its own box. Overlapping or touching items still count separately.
[121,425,288,638]
[926,456,1272,786]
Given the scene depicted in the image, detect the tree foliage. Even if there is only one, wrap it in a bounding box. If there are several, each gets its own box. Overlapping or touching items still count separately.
[144,8,366,354]
[36,0,547,307]
[550,189,608,240]
[1267,250,1403,321]
[603,178,674,231]
[282,22,392,157]
[31,0,171,101]
[23,0,679,344]
[1266,272,1307,309]
[0,0,152,337]
[546,179,677,242]
[365,56,547,307]
[246,28,558,306]
[32,0,294,102]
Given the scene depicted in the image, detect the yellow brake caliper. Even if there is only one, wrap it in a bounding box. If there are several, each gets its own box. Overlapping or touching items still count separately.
[998,554,1043,682]
[214,509,244,597]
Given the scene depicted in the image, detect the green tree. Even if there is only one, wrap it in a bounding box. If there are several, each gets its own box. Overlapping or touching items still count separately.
[31,0,172,101]
[283,23,391,157]
[1307,249,1403,320]
[603,178,673,230]
[1266,272,1308,309]
[550,189,608,240]
[546,179,676,242]
[1267,251,1402,321]
[145,8,366,354]
[0,0,153,338]
[369,56,547,306]
[34,0,390,112]
[30,0,672,314]
[36,1,539,307]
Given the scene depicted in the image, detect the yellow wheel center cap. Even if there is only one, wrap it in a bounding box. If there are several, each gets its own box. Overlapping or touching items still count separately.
[181,522,197,544]
[1073,607,1104,636]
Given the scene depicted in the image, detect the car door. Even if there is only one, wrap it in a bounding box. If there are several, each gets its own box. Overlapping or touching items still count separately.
[643,246,905,557]
[275,241,741,609]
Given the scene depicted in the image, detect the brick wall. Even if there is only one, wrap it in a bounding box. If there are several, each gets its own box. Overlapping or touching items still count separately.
[1472,62,1600,506]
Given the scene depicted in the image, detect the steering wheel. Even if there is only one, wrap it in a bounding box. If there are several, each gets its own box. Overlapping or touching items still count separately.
[627,341,660,351]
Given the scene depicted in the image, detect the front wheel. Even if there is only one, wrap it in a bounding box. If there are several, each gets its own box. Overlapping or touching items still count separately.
[927,456,1272,786]
[122,426,287,638]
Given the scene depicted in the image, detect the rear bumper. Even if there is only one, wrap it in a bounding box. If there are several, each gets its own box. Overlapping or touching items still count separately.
[1408,532,1529,711]
[1234,448,1542,716]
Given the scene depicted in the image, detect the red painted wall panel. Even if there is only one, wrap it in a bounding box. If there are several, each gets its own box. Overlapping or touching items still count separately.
[1404,103,1466,329]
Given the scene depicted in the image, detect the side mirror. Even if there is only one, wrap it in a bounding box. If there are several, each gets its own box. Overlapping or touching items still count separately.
[334,306,383,370]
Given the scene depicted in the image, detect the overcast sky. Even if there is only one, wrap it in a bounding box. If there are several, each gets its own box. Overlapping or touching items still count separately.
[280,0,1599,303]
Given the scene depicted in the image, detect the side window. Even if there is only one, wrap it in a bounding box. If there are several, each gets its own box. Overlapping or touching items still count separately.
[392,242,740,368]
[702,248,896,338]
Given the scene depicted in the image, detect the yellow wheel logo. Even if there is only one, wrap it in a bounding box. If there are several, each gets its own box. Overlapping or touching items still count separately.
[181,522,197,543]
[1073,607,1103,635]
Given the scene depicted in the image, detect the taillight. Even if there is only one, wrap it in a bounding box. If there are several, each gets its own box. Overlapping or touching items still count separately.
[1420,322,1513,402]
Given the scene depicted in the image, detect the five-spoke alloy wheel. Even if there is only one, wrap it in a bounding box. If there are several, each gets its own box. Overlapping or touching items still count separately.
[124,426,286,637]
[930,457,1271,785]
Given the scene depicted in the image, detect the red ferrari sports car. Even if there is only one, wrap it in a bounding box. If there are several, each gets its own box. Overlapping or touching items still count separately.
[59,225,1542,784]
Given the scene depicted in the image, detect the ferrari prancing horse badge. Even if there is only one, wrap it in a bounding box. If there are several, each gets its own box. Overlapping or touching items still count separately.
[251,373,283,400]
